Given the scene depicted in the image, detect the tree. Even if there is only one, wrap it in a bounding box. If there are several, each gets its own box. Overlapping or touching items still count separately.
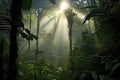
[7,0,23,79]
[8,0,33,79]
[0,39,4,80]
[65,8,75,55]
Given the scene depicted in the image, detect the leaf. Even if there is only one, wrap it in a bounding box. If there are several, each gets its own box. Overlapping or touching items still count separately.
[22,0,32,10]
[32,34,39,40]
[82,8,104,24]
[25,28,30,35]
[28,35,34,41]
[20,32,28,39]
[28,64,34,69]
[110,63,120,75]
[49,0,56,4]
[18,71,24,76]
[80,6,98,9]
[99,75,107,80]
[42,66,50,71]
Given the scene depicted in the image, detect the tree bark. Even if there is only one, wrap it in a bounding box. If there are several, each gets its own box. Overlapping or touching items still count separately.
[69,24,72,55]
[28,10,32,53]
[8,0,23,80]
[66,9,73,55]
[36,11,40,57]
[0,39,4,80]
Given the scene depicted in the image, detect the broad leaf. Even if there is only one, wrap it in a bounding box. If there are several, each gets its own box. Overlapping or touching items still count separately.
[31,34,39,40]
[25,28,30,35]
[110,63,120,75]
[20,32,28,39]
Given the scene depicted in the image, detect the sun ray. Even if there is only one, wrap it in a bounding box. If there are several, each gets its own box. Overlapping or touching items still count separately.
[39,9,69,65]
[40,16,56,33]
[72,8,86,19]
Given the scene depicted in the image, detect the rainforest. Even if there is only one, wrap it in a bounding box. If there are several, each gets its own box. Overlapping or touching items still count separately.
[0,0,120,80]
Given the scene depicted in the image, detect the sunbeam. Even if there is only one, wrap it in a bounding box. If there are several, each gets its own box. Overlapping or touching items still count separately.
[40,16,56,33]
[72,8,86,19]
[60,1,69,12]
[53,14,69,45]
[39,10,69,65]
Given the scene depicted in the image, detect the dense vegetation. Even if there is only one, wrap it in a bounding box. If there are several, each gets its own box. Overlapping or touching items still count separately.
[0,0,120,80]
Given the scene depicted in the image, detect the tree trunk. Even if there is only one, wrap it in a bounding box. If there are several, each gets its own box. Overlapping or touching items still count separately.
[28,10,32,53]
[36,11,40,57]
[8,0,23,80]
[0,39,4,80]
[66,9,73,55]
[69,24,72,55]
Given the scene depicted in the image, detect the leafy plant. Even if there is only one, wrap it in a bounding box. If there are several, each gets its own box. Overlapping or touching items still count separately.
[69,29,97,80]
[19,28,38,41]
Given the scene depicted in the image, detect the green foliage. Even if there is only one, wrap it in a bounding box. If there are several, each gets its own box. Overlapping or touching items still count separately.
[69,29,98,80]
[74,1,120,80]
[1,0,120,80]
[18,54,63,80]
[19,63,35,80]
[82,0,120,48]
[110,63,120,79]
[69,28,120,80]
[82,8,104,24]
[22,0,32,10]
[82,0,119,24]
[19,28,38,41]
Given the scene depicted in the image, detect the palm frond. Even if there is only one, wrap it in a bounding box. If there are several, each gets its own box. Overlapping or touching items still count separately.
[83,0,119,25]
[80,6,98,9]
[82,8,104,24]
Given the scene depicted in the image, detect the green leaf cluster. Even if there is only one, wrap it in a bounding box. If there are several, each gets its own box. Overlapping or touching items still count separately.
[19,28,38,41]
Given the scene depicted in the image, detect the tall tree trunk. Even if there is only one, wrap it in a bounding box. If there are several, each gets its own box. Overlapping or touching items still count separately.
[34,9,41,80]
[36,11,40,57]
[8,0,23,80]
[69,24,72,55]
[28,10,32,53]
[66,9,73,55]
[0,39,4,80]
[33,66,37,80]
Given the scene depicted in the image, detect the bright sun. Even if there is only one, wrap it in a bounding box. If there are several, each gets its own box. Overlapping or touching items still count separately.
[60,1,69,12]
